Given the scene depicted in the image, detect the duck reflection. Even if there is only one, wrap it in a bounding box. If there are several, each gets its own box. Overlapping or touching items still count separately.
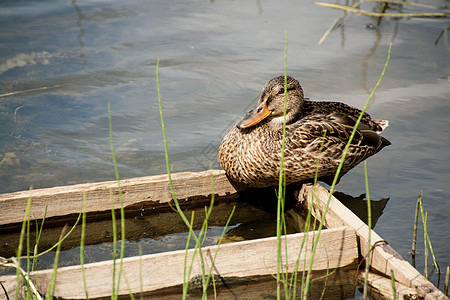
[221,185,389,242]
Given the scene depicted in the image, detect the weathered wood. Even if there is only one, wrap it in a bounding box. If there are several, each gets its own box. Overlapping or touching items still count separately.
[298,183,447,300]
[1,170,446,299]
[358,271,424,300]
[0,226,358,299]
[0,170,240,227]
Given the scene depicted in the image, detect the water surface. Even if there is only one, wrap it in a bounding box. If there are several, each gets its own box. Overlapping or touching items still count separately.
[1,0,449,291]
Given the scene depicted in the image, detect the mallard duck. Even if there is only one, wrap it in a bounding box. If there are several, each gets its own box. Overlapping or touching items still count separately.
[218,75,390,188]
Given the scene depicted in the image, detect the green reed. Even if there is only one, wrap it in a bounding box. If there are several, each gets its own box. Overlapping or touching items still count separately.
[33,205,47,272]
[15,191,32,300]
[80,194,89,299]
[21,214,81,262]
[412,193,420,267]
[411,191,443,291]
[2,198,82,300]
[109,189,119,299]
[275,30,289,299]
[390,270,397,300]
[25,196,32,299]
[107,101,127,299]
[45,226,65,299]
[182,212,196,298]
[444,266,449,296]
[156,59,235,299]
[273,30,318,300]
[270,38,394,300]
[363,161,373,299]
[301,42,392,300]
[271,32,392,300]
[0,156,6,168]
[418,193,440,281]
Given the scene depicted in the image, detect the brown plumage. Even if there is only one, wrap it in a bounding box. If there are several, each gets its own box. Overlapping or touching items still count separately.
[218,75,390,188]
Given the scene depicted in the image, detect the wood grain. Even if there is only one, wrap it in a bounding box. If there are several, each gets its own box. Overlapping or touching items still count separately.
[1,171,446,299]
[0,170,240,226]
[298,183,447,300]
[358,271,424,300]
[0,226,358,299]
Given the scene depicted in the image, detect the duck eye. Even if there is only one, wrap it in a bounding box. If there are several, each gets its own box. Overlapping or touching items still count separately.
[277,88,284,95]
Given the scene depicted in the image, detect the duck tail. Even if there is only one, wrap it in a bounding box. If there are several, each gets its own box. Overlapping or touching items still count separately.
[374,119,389,132]
[379,136,391,149]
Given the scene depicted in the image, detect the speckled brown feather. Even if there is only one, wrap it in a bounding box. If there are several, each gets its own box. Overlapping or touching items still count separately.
[218,76,390,188]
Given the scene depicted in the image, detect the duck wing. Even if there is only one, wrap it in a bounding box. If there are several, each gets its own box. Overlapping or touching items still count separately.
[282,107,390,175]
[302,100,389,133]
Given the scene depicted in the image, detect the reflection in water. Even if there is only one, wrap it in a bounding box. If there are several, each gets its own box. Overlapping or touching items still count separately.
[333,191,389,227]
[319,2,406,94]
[360,12,399,94]
[222,208,306,243]
[71,0,87,66]
[434,25,449,47]
[256,0,263,16]
[149,269,358,299]
[360,28,382,95]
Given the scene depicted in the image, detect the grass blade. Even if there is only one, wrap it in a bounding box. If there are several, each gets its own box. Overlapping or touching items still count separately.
[303,42,392,299]
[46,226,66,299]
[390,270,397,300]
[80,194,89,299]
[108,102,127,298]
[363,161,372,299]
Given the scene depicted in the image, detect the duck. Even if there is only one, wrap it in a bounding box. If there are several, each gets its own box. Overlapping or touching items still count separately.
[218,75,390,188]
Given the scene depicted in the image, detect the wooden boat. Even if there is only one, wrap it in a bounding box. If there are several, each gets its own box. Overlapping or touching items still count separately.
[0,170,446,299]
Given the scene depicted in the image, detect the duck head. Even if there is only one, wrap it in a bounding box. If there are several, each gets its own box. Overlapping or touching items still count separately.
[237,76,305,129]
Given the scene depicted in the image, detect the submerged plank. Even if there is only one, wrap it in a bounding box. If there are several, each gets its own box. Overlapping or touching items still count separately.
[0,201,305,258]
[0,170,240,226]
[298,183,447,300]
[0,226,358,299]
[147,269,357,300]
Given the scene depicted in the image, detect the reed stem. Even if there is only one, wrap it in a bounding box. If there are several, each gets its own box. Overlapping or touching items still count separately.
[411,193,421,268]
[390,270,397,300]
[275,31,289,299]
[80,194,89,299]
[15,189,32,300]
[46,226,65,299]
[444,265,449,296]
[303,42,392,300]
[108,102,126,297]
[363,161,372,299]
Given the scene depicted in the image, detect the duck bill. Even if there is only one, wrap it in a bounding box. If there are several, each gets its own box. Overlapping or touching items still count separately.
[236,103,271,129]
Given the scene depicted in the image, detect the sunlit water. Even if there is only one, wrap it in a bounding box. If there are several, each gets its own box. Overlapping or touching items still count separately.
[1,0,449,292]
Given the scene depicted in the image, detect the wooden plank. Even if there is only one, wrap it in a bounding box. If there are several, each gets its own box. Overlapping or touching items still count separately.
[0,170,240,226]
[1,170,445,299]
[298,183,447,300]
[358,272,424,300]
[0,226,358,299]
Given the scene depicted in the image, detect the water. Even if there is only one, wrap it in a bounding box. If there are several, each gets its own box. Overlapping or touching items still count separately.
[1,0,449,293]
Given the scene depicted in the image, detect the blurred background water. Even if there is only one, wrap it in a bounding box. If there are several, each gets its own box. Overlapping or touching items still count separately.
[0,0,449,291]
